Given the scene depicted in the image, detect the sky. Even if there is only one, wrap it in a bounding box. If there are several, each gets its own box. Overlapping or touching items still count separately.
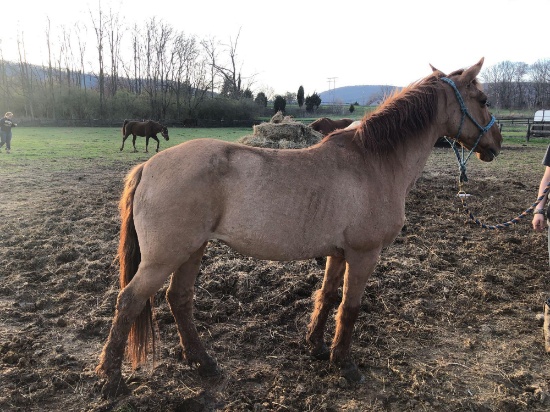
[1,0,548,96]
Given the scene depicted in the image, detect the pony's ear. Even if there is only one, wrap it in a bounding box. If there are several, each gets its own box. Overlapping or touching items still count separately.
[460,58,485,83]
[429,64,445,77]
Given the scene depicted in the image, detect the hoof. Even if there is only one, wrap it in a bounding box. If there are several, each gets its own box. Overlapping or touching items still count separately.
[339,361,365,383]
[197,359,221,378]
[310,342,330,361]
[99,376,130,399]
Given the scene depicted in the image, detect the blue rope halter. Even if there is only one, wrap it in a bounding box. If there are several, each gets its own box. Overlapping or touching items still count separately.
[440,77,496,183]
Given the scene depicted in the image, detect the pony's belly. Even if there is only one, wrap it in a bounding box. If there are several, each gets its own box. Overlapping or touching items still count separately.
[214,233,342,261]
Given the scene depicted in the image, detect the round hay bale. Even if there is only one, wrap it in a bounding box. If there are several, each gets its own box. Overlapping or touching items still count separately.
[237,121,323,149]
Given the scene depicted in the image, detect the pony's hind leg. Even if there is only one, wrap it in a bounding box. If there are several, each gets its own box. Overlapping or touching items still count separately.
[96,261,174,397]
[306,256,346,360]
[166,242,220,377]
[132,134,138,152]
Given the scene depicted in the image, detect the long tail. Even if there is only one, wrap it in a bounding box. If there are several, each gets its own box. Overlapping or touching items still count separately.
[122,119,129,137]
[118,162,155,368]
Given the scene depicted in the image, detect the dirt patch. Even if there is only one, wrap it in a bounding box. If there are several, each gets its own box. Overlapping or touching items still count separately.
[1,144,550,411]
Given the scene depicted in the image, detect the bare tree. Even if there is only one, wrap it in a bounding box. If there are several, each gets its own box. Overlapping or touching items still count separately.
[16,34,35,118]
[119,24,142,94]
[61,26,74,90]
[106,8,122,97]
[216,29,243,99]
[284,92,296,105]
[171,33,210,119]
[366,85,396,106]
[529,59,550,109]
[142,18,174,119]
[45,18,57,118]
[513,62,528,108]
[201,36,219,99]
[90,4,106,118]
[0,43,13,111]
[482,61,530,110]
[171,33,196,117]
[131,24,142,94]
[207,28,256,99]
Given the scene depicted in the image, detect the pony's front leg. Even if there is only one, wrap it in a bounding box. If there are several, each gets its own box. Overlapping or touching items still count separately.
[120,135,128,151]
[152,136,160,152]
[144,136,149,153]
[166,242,220,377]
[306,256,346,360]
[331,249,381,383]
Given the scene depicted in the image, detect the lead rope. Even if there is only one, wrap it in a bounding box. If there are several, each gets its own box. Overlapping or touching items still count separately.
[439,76,543,229]
[458,180,550,229]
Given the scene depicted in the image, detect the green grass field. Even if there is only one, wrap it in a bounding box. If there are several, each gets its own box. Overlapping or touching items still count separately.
[1,125,549,176]
[0,127,252,173]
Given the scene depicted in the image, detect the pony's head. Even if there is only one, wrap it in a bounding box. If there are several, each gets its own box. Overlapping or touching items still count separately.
[161,126,169,141]
[433,58,502,162]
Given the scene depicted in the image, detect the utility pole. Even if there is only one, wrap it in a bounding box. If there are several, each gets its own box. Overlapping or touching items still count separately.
[327,77,337,104]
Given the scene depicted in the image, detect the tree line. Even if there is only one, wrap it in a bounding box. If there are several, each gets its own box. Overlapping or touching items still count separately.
[1,7,548,122]
[481,60,550,111]
[0,8,326,123]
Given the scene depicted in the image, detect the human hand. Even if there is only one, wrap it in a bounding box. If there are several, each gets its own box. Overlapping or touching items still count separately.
[533,213,546,232]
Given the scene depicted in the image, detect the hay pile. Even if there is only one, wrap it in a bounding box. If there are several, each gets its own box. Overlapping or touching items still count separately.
[270,110,285,123]
[238,117,323,149]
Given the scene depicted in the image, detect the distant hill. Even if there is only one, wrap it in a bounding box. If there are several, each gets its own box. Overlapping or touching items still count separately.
[319,85,401,106]
[1,60,98,88]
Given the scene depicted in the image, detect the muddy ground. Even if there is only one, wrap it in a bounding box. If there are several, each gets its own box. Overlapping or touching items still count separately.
[1,144,550,411]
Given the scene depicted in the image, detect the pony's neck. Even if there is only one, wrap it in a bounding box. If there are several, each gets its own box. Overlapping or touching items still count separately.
[390,123,445,195]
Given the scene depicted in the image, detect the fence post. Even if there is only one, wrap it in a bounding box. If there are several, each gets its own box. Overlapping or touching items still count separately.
[526,118,531,142]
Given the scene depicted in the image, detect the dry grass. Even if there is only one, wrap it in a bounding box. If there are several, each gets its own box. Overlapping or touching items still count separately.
[237,121,322,149]
[1,142,550,411]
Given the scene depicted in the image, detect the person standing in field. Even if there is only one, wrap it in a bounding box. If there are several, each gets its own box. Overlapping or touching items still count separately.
[0,111,17,154]
[532,144,550,353]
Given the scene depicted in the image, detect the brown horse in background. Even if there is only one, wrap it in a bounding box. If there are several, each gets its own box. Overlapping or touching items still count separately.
[309,117,355,135]
[183,118,198,127]
[97,59,502,397]
[120,120,169,153]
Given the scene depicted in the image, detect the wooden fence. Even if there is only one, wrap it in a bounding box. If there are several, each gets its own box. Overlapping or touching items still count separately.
[496,116,550,141]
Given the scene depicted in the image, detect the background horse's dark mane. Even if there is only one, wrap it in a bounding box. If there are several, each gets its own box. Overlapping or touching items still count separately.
[351,73,444,155]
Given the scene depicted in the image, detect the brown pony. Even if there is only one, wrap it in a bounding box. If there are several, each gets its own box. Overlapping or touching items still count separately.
[309,117,355,135]
[183,118,198,127]
[97,59,502,397]
[120,119,169,153]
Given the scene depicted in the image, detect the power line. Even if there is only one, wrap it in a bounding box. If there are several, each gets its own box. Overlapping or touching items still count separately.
[327,77,338,103]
